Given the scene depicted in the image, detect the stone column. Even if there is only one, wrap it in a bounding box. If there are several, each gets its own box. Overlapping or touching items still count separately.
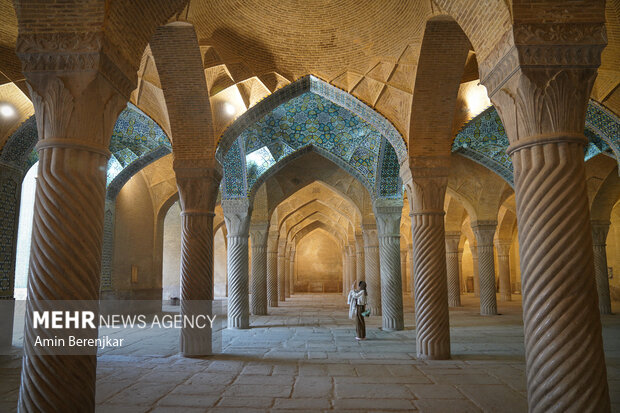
[406,163,450,360]
[0,164,22,349]
[250,223,269,315]
[223,199,252,329]
[409,246,415,297]
[342,251,349,295]
[356,235,365,282]
[267,232,279,307]
[176,168,221,356]
[445,232,462,307]
[14,34,130,409]
[374,201,404,330]
[289,249,296,295]
[400,249,408,295]
[277,250,286,302]
[348,245,357,288]
[591,221,612,315]
[472,221,498,315]
[495,240,512,302]
[458,249,465,293]
[481,23,609,410]
[471,245,479,297]
[362,225,381,315]
[284,248,291,298]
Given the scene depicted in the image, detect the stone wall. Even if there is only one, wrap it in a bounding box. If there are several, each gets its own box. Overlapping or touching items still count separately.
[112,172,160,300]
[294,229,342,293]
[609,204,620,301]
[214,228,227,297]
[162,201,182,300]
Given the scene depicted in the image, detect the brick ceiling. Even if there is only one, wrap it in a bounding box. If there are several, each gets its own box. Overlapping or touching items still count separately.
[1,1,620,151]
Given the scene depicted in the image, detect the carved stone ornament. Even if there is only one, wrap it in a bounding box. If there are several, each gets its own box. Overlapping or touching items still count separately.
[16,32,136,98]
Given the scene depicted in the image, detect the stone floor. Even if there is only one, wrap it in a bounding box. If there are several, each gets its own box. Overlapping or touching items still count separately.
[1,293,619,412]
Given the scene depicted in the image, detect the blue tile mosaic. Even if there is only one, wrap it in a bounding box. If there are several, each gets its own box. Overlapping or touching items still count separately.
[221,91,402,200]
[15,104,172,189]
[106,103,171,186]
[452,100,620,186]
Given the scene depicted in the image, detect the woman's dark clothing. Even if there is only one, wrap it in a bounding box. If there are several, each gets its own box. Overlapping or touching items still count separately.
[355,304,366,338]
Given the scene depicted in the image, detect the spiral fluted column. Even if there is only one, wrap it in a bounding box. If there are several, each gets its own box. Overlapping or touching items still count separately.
[289,250,296,295]
[400,249,408,295]
[250,224,268,315]
[342,252,349,295]
[176,168,221,356]
[408,169,450,360]
[591,221,612,315]
[277,252,286,302]
[510,137,609,411]
[348,246,357,287]
[409,246,414,297]
[20,144,110,413]
[356,235,365,283]
[223,200,252,329]
[375,202,404,331]
[267,232,279,307]
[495,241,512,302]
[445,232,462,307]
[471,246,479,297]
[362,226,381,316]
[13,47,129,410]
[458,249,465,293]
[483,34,610,409]
[472,222,498,315]
[284,249,291,298]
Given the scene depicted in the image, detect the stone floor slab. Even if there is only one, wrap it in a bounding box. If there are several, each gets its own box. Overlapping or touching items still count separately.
[2,294,620,412]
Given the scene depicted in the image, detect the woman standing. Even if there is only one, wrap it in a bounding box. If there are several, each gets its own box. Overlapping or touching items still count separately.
[347,280,368,340]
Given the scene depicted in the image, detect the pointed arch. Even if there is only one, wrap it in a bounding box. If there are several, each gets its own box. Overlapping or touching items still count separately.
[216,76,406,201]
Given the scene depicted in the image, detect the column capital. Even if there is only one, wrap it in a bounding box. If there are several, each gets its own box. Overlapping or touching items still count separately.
[222,198,252,237]
[249,222,269,246]
[405,162,448,214]
[471,245,478,259]
[355,234,364,250]
[267,231,279,251]
[176,167,221,214]
[445,231,461,253]
[494,239,512,257]
[472,221,497,246]
[16,31,136,97]
[362,226,379,247]
[591,220,611,246]
[16,32,137,149]
[24,74,126,151]
[373,199,403,237]
[479,23,606,145]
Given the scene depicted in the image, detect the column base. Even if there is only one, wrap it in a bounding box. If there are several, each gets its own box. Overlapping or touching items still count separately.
[416,344,451,361]
[480,307,498,316]
[180,338,213,357]
[252,309,268,316]
[0,298,15,349]
[382,318,404,331]
[228,319,250,329]
[599,304,612,315]
[448,299,461,307]
[268,300,278,307]
[500,293,512,302]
